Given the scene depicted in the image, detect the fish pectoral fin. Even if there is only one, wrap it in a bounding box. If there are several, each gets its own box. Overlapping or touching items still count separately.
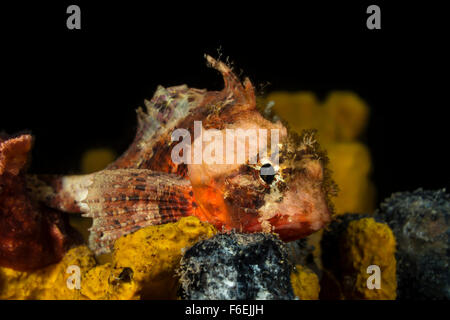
[82,169,195,255]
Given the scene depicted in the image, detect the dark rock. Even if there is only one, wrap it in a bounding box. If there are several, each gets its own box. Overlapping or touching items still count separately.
[375,188,450,300]
[178,232,295,300]
[286,238,319,276]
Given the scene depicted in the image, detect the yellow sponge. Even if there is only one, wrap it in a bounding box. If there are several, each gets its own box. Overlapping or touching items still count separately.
[327,143,375,214]
[0,217,217,300]
[290,265,320,300]
[112,216,217,299]
[340,218,397,300]
[0,245,96,300]
[323,92,369,142]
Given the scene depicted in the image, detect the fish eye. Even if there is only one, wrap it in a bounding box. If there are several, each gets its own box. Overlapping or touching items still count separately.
[260,163,275,185]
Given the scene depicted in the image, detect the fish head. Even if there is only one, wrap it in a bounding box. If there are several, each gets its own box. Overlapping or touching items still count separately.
[187,56,337,241]
[188,123,336,241]
[241,129,336,241]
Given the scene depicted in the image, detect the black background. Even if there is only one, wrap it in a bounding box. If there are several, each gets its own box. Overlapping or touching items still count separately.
[2,1,448,208]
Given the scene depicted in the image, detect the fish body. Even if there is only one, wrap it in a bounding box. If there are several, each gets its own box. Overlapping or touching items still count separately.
[28,56,336,255]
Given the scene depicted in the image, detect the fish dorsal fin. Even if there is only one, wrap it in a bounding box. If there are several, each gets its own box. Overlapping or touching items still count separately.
[205,54,256,113]
[137,85,198,145]
[108,55,257,171]
[109,84,206,170]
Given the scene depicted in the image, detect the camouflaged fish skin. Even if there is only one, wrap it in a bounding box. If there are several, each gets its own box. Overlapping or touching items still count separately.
[28,56,337,255]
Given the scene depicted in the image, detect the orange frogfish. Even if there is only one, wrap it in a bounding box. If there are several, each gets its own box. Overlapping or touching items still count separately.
[26,56,337,255]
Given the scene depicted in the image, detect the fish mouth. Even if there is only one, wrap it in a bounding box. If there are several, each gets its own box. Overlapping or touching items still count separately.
[240,208,331,242]
[271,220,316,242]
[271,208,331,241]
[267,182,333,241]
[242,219,316,242]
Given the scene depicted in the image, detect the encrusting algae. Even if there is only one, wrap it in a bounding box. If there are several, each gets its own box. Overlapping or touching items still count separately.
[0,216,217,300]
